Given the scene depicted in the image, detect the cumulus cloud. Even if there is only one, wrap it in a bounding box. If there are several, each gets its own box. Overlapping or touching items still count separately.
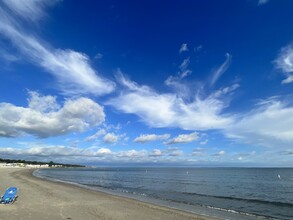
[96,148,112,156]
[28,91,60,112]
[0,0,115,96]
[0,92,105,138]
[103,132,119,144]
[165,132,199,145]
[226,97,293,147]
[85,125,125,144]
[179,43,188,53]
[274,44,293,84]
[0,144,151,163]
[107,73,234,130]
[149,149,163,157]
[134,134,170,143]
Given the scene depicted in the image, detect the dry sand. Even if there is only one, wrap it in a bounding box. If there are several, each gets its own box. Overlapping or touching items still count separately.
[0,168,218,220]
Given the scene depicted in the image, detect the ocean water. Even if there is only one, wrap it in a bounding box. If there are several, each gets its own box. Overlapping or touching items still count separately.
[34,167,293,220]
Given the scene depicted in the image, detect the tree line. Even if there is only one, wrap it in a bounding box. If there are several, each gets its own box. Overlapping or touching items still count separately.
[0,158,85,168]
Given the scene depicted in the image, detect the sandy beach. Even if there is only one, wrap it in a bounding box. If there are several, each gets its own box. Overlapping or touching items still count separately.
[0,168,217,220]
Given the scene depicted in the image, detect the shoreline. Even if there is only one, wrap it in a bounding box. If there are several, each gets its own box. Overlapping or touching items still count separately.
[0,167,218,220]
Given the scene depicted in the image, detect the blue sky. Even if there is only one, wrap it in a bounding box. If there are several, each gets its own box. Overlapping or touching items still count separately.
[0,0,292,166]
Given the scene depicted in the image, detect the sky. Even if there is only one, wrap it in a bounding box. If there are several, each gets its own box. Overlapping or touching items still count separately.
[0,0,292,167]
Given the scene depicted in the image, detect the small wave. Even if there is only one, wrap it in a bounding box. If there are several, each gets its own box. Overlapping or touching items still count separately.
[205,205,278,220]
[183,192,293,208]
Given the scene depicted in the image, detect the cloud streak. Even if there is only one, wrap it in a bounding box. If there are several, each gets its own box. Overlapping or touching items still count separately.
[226,97,293,148]
[210,53,232,86]
[0,0,115,96]
[134,134,170,143]
[258,0,269,5]
[179,43,188,53]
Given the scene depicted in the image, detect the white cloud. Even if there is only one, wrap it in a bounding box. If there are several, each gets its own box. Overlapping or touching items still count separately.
[192,148,205,156]
[226,97,293,147]
[96,148,112,156]
[179,58,190,72]
[28,91,60,112]
[275,44,293,84]
[85,129,107,142]
[179,43,188,53]
[0,48,20,62]
[2,0,58,22]
[0,92,105,138]
[178,57,192,79]
[194,45,203,52]
[0,145,113,159]
[116,149,147,158]
[234,151,256,161]
[200,139,208,145]
[213,150,225,156]
[258,0,269,5]
[210,53,232,86]
[134,134,170,143]
[94,53,103,60]
[103,132,119,144]
[166,147,183,157]
[150,149,163,157]
[85,124,125,144]
[107,73,234,130]
[165,132,199,145]
[0,1,115,96]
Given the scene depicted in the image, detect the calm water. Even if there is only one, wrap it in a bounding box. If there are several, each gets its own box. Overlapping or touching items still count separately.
[34,167,293,220]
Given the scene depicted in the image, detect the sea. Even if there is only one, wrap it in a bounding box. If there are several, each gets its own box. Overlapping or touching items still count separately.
[33,167,293,220]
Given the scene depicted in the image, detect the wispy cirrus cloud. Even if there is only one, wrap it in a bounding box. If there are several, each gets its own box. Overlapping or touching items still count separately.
[2,0,58,22]
[0,91,105,138]
[0,0,115,96]
[274,44,293,84]
[258,0,269,5]
[210,53,232,86]
[179,43,188,53]
[134,134,170,143]
[107,72,234,130]
[225,97,293,148]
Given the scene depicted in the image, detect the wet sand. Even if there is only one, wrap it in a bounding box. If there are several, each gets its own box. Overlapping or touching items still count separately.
[0,168,218,220]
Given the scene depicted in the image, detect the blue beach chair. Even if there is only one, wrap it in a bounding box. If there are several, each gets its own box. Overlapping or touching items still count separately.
[1,187,18,204]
